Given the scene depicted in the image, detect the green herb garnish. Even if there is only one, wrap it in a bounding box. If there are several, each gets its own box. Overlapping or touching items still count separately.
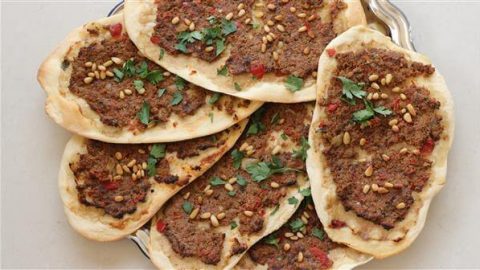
[171,91,183,105]
[208,93,221,105]
[217,65,229,76]
[137,101,150,125]
[289,218,305,232]
[337,76,366,104]
[270,204,279,216]
[157,88,166,97]
[246,108,266,135]
[234,82,242,91]
[264,234,279,248]
[246,157,297,182]
[299,187,311,197]
[182,201,193,214]
[210,176,226,186]
[231,149,244,169]
[175,76,186,91]
[236,175,247,186]
[227,190,236,197]
[292,137,310,161]
[353,100,392,123]
[230,221,238,229]
[288,196,299,206]
[146,144,166,176]
[312,227,325,240]
[285,75,304,92]
[133,80,144,91]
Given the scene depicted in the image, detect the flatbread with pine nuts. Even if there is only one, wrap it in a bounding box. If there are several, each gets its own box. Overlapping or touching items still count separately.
[306,26,454,258]
[37,14,261,143]
[58,121,246,241]
[123,0,366,103]
[148,103,314,269]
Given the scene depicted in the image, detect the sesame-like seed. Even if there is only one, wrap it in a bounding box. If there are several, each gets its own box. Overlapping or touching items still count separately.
[142,161,147,169]
[246,148,255,156]
[91,63,97,71]
[362,184,370,194]
[343,132,351,145]
[244,18,251,24]
[238,9,246,17]
[365,165,373,177]
[228,177,237,184]
[403,112,413,123]
[225,12,234,20]
[189,208,199,219]
[132,174,137,181]
[210,215,220,227]
[267,35,274,42]
[303,211,310,218]
[283,243,291,251]
[396,202,406,209]
[122,165,130,173]
[203,185,211,192]
[138,149,145,154]
[113,175,122,181]
[381,78,386,85]
[278,118,285,124]
[297,252,304,262]
[270,182,280,188]
[372,93,379,100]
[406,104,416,116]
[200,212,211,219]
[385,73,393,84]
[276,24,285,32]
[261,44,267,53]
[88,72,95,78]
[273,51,279,61]
[119,91,125,99]
[281,0,289,3]
[367,93,373,100]
[307,14,316,21]
[267,3,276,10]
[106,71,114,77]
[412,149,420,155]
[297,13,307,18]
[84,77,93,84]
[301,216,308,224]
[392,86,401,93]
[371,82,380,89]
[115,152,122,160]
[103,60,113,67]
[382,154,390,161]
[381,93,389,99]
[369,74,379,81]
[98,65,106,71]
[163,72,171,77]
[197,196,203,204]
[225,183,234,191]
[271,145,282,155]
[84,61,93,67]
[127,159,137,168]
[359,138,366,146]
[290,6,296,12]
[205,189,214,196]
[114,195,124,202]
[303,47,310,55]
[111,57,123,65]
[205,46,214,52]
[377,187,389,194]
[100,71,106,80]
[262,36,268,44]
[401,108,407,113]
[189,22,195,31]
[244,210,254,217]
[183,192,190,200]
[274,14,283,21]
[124,89,133,95]
[267,20,275,26]
[255,11,264,18]
[298,26,307,32]
[183,18,191,25]
[371,183,379,191]
[171,16,180,24]
[278,41,284,48]
[94,71,100,79]
[384,182,394,188]
[217,212,226,220]
[388,119,398,126]
[400,93,407,100]
[240,142,249,151]
[290,236,299,241]
[400,147,408,154]
[116,164,123,175]
[237,3,245,10]
[297,232,304,238]
[392,125,399,132]
[285,232,294,237]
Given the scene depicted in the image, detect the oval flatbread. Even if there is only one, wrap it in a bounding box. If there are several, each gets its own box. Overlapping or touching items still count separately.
[124,0,366,103]
[38,14,261,143]
[306,26,454,258]
[59,120,246,241]
[149,103,313,269]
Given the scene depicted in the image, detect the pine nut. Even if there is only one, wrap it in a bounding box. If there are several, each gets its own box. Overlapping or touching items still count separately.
[114,195,124,202]
[270,182,280,188]
[396,202,406,209]
[343,132,351,145]
[276,24,285,32]
[210,215,219,227]
[369,74,379,81]
[365,165,373,177]
[359,138,366,146]
[283,243,291,251]
[298,26,307,32]
[406,104,416,116]
[244,210,253,217]
[171,16,180,24]
[84,77,93,84]
[189,208,199,219]
[200,212,211,219]
[403,113,413,123]
[371,82,380,90]
[385,73,393,84]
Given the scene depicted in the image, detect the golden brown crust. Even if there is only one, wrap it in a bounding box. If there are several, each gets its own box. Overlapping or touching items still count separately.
[37,14,262,143]
[123,0,366,103]
[59,120,247,241]
[306,26,454,258]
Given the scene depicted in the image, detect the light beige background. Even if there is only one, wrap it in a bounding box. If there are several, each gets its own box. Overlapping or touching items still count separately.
[2,1,479,269]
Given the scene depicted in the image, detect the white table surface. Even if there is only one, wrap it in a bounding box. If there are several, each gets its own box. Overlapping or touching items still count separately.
[1,1,480,269]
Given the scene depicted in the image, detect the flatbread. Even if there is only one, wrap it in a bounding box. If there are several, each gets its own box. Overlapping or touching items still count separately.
[148,103,314,269]
[59,120,246,241]
[306,26,454,258]
[124,0,366,103]
[37,14,261,143]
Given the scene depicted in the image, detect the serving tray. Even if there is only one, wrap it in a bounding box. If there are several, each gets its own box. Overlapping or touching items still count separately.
[107,0,416,260]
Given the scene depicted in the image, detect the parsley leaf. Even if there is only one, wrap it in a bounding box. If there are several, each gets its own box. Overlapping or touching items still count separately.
[175,76,186,90]
[247,108,266,135]
[280,132,288,140]
[299,187,311,197]
[312,227,325,240]
[236,175,247,186]
[136,61,149,78]
[221,19,237,35]
[150,144,166,159]
[171,91,183,105]
[217,65,229,76]
[231,149,244,169]
[215,39,225,56]
[146,70,164,84]
[208,93,221,105]
[234,82,242,91]
[373,106,393,116]
[133,80,144,91]
[285,75,304,92]
[113,68,124,82]
[337,76,366,103]
[228,190,236,196]
[147,156,157,177]
[137,101,150,125]
[182,201,193,214]
[123,59,136,77]
[230,221,238,230]
[176,31,203,53]
[264,234,279,248]
[288,196,299,206]
[157,88,166,97]
[209,112,214,123]
[353,100,392,123]
[210,176,226,186]
[270,113,280,125]
[246,159,297,182]
[270,204,279,216]
[207,16,217,24]
[292,137,310,161]
[159,48,165,60]
[289,218,305,232]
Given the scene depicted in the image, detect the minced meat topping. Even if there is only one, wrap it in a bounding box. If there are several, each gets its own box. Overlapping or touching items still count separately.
[317,48,443,229]
[156,103,312,265]
[152,0,346,80]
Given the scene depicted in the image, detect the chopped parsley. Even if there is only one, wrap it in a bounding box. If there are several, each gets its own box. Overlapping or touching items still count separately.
[280,132,288,140]
[123,59,136,77]
[289,218,305,232]
[299,187,311,197]
[145,70,164,84]
[133,80,144,91]
[208,93,221,105]
[234,82,242,91]
[175,76,186,90]
[227,190,236,197]
[175,30,203,53]
[353,100,392,123]
[209,112,214,123]
[337,76,366,104]
[217,65,229,76]
[231,149,244,169]
[288,196,299,206]
[137,101,150,125]
[236,175,247,186]
[246,107,266,135]
[215,39,225,56]
[230,221,238,229]
[136,61,149,78]
[285,75,304,92]
[182,201,193,214]
[312,227,325,240]
[113,68,124,82]
[264,234,279,248]
[146,144,166,176]
[246,157,297,182]
[159,48,165,60]
[270,112,280,125]
[270,204,279,216]
[171,91,183,105]
[210,176,226,186]
[292,137,310,161]
[157,88,166,97]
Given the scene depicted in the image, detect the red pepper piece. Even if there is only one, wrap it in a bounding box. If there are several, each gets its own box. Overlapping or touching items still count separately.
[327,103,339,113]
[250,62,266,79]
[330,219,346,229]
[421,138,435,154]
[156,219,167,233]
[326,48,336,57]
[310,246,333,269]
[109,23,122,38]
[103,181,119,190]
[150,36,161,45]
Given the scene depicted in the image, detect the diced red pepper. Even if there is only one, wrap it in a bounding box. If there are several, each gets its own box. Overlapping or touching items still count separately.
[327,103,339,113]
[326,48,336,57]
[150,36,161,45]
[109,23,122,38]
[330,219,346,229]
[391,97,401,111]
[258,208,265,216]
[156,219,167,233]
[103,181,119,190]
[250,62,266,79]
[421,138,435,154]
[310,246,333,269]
